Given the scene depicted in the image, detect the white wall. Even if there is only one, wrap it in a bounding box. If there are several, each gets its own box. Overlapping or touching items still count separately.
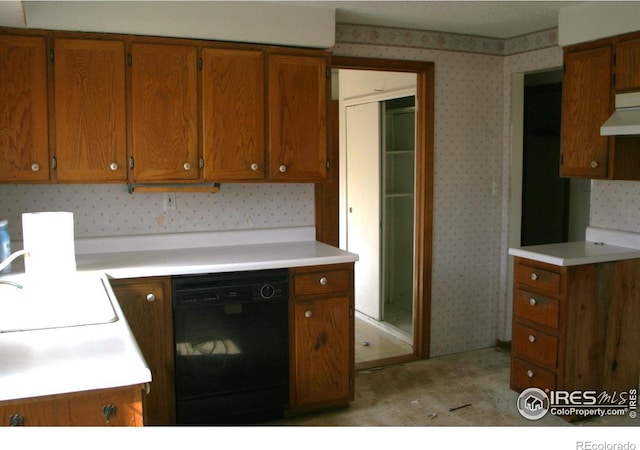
[5,1,336,48]
[559,1,640,46]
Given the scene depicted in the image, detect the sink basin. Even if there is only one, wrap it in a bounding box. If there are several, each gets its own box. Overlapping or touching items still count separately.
[0,272,118,333]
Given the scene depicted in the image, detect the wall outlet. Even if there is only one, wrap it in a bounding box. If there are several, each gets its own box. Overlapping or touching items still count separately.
[163,193,177,211]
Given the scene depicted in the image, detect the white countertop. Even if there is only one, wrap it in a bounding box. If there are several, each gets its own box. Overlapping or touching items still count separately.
[508,227,640,266]
[0,227,357,402]
[0,274,151,402]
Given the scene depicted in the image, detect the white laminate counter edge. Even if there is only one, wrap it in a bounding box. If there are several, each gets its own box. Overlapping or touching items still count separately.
[508,227,640,266]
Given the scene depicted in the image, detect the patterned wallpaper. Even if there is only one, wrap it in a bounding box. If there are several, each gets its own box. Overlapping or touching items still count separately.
[0,183,314,240]
[333,24,564,357]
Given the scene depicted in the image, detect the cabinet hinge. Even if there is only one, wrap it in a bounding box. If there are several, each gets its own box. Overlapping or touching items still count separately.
[129,156,134,169]
[326,159,330,170]
[49,48,54,63]
[199,156,204,169]
[198,57,203,71]
[51,156,57,170]
[349,305,354,317]
[127,53,132,67]
[326,67,331,79]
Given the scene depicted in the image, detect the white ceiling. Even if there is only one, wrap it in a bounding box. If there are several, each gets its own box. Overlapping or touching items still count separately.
[286,0,585,39]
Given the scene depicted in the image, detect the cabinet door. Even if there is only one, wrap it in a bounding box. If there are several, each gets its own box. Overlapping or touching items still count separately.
[202,47,265,180]
[130,43,198,182]
[560,46,612,178]
[54,38,127,182]
[268,53,327,182]
[292,296,352,408]
[615,37,640,92]
[0,386,142,426]
[0,35,49,182]
[110,278,175,425]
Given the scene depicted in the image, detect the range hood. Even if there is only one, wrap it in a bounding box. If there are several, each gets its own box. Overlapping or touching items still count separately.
[600,92,640,136]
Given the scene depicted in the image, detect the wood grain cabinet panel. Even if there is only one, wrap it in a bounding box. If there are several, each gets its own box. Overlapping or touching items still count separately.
[110,277,175,425]
[201,47,265,180]
[560,46,612,179]
[0,386,143,426]
[268,53,328,182]
[53,38,127,182]
[130,42,199,182]
[0,34,49,182]
[289,264,354,413]
[511,257,640,420]
[615,37,640,92]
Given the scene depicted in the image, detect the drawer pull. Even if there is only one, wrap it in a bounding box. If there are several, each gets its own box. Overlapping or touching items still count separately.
[529,297,537,306]
[304,310,313,318]
[527,369,534,378]
[530,272,538,281]
[146,293,156,302]
[528,334,536,343]
[102,404,117,424]
[9,414,24,426]
[319,277,328,286]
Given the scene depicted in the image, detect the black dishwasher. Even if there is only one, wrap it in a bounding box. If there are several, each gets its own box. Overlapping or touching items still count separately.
[172,268,289,425]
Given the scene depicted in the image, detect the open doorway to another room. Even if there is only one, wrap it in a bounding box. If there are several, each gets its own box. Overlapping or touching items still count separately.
[338,69,417,367]
[521,70,590,246]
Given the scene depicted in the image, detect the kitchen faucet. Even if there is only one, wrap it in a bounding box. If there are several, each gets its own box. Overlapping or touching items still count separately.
[0,249,28,288]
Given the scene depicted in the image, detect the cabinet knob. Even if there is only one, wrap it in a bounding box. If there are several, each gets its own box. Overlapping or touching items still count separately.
[109,162,119,171]
[146,293,156,302]
[8,414,24,426]
[526,369,534,378]
[529,298,537,306]
[184,162,192,171]
[319,277,328,286]
[102,404,117,424]
[250,162,259,171]
[530,272,538,281]
[528,334,536,343]
[30,163,40,172]
[304,310,313,318]
[590,160,599,169]
[279,164,287,173]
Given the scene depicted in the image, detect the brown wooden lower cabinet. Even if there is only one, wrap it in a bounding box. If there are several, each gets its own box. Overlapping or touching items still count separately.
[510,257,640,419]
[0,385,143,426]
[110,277,175,425]
[288,263,355,414]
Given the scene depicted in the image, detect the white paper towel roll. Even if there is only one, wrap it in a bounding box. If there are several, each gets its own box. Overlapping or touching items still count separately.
[22,212,76,277]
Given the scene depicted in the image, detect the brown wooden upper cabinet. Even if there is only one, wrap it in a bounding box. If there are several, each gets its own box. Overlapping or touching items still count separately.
[560,31,640,180]
[201,47,265,181]
[53,38,127,183]
[0,35,50,182]
[130,42,199,183]
[560,45,612,178]
[615,37,640,92]
[268,53,328,182]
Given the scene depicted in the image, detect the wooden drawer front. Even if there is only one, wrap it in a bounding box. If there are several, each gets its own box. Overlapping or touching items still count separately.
[294,268,350,297]
[515,262,561,295]
[514,289,559,329]
[511,357,556,393]
[512,322,557,369]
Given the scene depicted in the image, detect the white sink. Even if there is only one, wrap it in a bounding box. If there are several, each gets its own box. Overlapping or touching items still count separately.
[0,272,118,333]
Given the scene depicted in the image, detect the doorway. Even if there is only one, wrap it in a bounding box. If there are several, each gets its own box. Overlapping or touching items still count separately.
[521,70,590,246]
[344,92,416,356]
[315,57,434,370]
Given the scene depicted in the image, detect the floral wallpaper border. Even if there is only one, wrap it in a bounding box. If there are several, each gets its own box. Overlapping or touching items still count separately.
[336,23,558,56]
